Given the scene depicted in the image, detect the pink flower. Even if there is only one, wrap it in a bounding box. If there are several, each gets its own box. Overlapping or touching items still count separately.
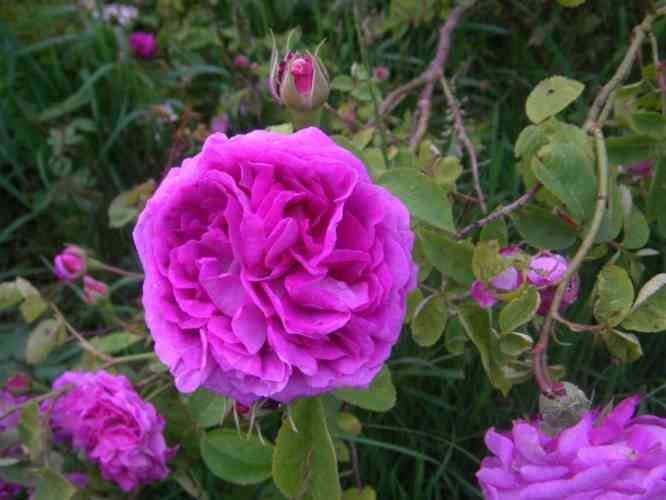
[45,371,175,492]
[233,54,250,69]
[54,245,86,282]
[470,247,522,310]
[536,273,580,316]
[620,159,655,181]
[82,276,108,304]
[128,32,157,60]
[527,253,568,289]
[477,396,666,499]
[373,66,389,82]
[0,389,28,498]
[6,373,31,395]
[133,127,416,404]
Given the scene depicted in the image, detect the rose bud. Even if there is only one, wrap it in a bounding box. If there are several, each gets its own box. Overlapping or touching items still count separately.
[537,272,580,316]
[470,246,522,310]
[373,66,389,82]
[527,252,568,289]
[233,54,250,69]
[128,32,157,60]
[54,245,86,283]
[82,276,109,304]
[269,34,330,113]
[6,373,31,395]
[619,159,655,181]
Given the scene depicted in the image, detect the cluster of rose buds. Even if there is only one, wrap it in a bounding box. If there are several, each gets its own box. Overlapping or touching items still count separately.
[619,159,655,181]
[470,249,579,315]
[269,35,330,114]
[128,32,157,60]
[53,245,108,304]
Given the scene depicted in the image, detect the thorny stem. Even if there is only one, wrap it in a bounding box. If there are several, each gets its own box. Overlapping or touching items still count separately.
[532,127,608,395]
[408,1,476,151]
[50,303,114,363]
[94,262,143,279]
[455,184,541,240]
[440,77,487,213]
[584,14,655,130]
[352,3,390,169]
[554,314,607,333]
[101,352,158,369]
[0,384,73,422]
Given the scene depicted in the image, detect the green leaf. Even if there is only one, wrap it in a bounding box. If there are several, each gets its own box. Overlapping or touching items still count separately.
[364,148,387,181]
[525,76,585,124]
[629,111,666,138]
[457,304,511,396]
[444,318,467,354]
[379,169,454,232]
[647,157,666,238]
[606,135,661,165]
[511,206,577,250]
[352,127,375,150]
[273,398,341,500]
[342,486,377,500]
[0,282,21,311]
[480,217,508,247]
[533,143,597,223]
[594,265,634,327]
[26,319,62,365]
[499,331,534,357]
[621,274,666,332]
[334,365,396,412]
[89,331,141,354]
[499,287,540,333]
[18,401,44,462]
[266,123,294,134]
[593,178,623,243]
[623,208,650,250]
[603,329,642,363]
[330,75,354,92]
[416,227,475,285]
[432,156,462,186]
[185,388,230,428]
[472,240,510,283]
[33,469,77,500]
[201,429,273,485]
[558,0,586,6]
[337,413,362,436]
[411,295,448,347]
[515,125,548,159]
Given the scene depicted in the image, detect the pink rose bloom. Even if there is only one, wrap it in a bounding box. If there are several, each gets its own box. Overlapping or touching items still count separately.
[54,245,86,282]
[45,371,175,492]
[133,127,416,404]
[129,32,157,59]
[470,247,522,310]
[477,396,666,499]
[82,276,109,304]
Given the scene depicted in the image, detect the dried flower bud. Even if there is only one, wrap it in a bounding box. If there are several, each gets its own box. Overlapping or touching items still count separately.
[269,34,330,113]
[539,381,591,435]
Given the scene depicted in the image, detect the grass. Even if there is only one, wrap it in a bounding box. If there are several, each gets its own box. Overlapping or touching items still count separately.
[2,1,666,499]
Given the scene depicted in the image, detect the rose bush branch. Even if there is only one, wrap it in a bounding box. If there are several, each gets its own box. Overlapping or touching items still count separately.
[455,183,541,240]
[0,384,72,422]
[440,77,487,213]
[532,127,608,396]
[50,303,114,363]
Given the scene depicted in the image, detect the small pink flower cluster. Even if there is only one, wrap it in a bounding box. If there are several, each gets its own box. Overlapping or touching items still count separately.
[53,245,108,304]
[470,249,579,315]
[44,371,176,492]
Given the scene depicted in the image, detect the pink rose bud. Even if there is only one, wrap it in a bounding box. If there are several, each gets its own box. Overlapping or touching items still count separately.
[469,246,522,309]
[128,32,157,60]
[619,159,655,180]
[54,245,86,282]
[536,273,580,316]
[233,54,250,69]
[527,252,568,289]
[82,276,109,304]
[269,35,330,112]
[6,373,31,395]
[373,66,389,82]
